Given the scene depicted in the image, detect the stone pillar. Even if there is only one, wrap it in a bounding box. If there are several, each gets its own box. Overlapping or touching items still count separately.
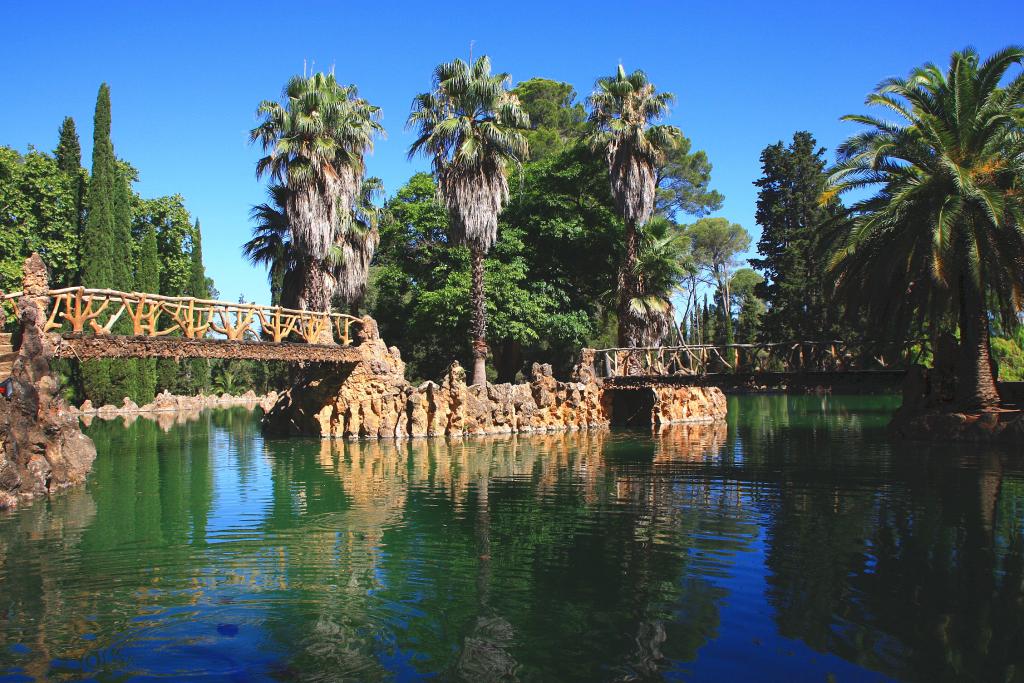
[0,254,96,509]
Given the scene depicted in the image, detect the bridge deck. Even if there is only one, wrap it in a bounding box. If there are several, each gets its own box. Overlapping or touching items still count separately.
[55,335,363,364]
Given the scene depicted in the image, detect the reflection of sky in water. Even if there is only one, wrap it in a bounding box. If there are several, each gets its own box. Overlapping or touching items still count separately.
[205,429,275,544]
[694,515,897,682]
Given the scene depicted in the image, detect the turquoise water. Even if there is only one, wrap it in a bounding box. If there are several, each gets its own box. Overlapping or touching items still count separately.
[0,395,1022,681]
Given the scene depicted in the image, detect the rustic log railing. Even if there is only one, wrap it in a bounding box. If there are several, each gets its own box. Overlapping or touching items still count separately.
[591,339,931,378]
[1,287,362,346]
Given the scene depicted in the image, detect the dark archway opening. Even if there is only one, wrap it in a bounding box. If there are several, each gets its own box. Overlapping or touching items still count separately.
[608,388,655,428]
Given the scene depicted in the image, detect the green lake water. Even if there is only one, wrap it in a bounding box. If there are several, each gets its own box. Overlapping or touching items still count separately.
[0,395,1022,681]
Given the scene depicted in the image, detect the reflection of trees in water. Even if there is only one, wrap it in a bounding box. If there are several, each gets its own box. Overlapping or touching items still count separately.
[0,415,215,678]
[259,425,753,681]
[740,396,1024,682]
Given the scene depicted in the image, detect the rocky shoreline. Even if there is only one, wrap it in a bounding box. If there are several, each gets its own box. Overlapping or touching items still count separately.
[73,390,278,418]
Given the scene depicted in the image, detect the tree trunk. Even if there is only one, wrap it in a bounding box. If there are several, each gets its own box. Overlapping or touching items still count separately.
[955,267,1001,410]
[299,264,334,314]
[470,248,488,386]
[617,220,643,349]
[493,341,522,384]
[298,264,337,344]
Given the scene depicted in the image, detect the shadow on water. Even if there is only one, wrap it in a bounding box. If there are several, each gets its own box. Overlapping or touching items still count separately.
[0,396,1020,681]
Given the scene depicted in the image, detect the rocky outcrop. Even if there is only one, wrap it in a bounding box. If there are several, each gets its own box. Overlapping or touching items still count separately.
[0,255,95,510]
[264,317,726,439]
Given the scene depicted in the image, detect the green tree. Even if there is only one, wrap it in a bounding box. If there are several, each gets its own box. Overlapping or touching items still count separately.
[251,72,383,313]
[81,84,117,290]
[0,147,80,293]
[81,84,137,404]
[827,47,1024,410]
[655,136,724,220]
[587,65,681,348]
[511,78,586,160]
[749,132,840,342]
[54,117,82,175]
[730,268,766,344]
[187,219,211,393]
[54,116,85,278]
[408,56,530,385]
[630,216,690,344]
[135,224,160,403]
[132,194,193,394]
[371,173,559,383]
[689,218,751,345]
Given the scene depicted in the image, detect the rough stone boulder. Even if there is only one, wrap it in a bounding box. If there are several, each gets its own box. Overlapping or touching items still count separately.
[0,254,96,510]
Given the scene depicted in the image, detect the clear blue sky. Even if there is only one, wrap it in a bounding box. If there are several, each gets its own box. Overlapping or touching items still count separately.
[3,0,1021,304]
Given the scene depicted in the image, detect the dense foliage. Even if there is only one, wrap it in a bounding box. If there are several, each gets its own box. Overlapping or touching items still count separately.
[750,132,843,342]
[367,77,734,382]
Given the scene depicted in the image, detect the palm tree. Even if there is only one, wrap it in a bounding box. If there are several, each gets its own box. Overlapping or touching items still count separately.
[588,65,681,348]
[243,184,304,309]
[332,176,385,312]
[630,216,689,346]
[408,56,530,385]
[827,47,1024,410]
[250,72,383,314]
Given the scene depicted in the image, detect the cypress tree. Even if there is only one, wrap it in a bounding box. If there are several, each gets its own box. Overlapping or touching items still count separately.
[188,220,209,297]
[54,117,82,174]
[54,117,85,281]
[82,86,116,290]
[80,84,137,405]
[135,224,160,403]
[80,86,117,404]
[187,219,211,393]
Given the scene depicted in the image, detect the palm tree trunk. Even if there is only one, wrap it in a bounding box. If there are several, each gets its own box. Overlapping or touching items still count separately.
[299,264,333,314]
[955,267,1001,410]
[470,247,488,386]
[617,220,642,349]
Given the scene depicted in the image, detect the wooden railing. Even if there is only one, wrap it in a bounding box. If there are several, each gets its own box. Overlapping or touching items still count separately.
[1,287,362,346]
[592,340,931,378]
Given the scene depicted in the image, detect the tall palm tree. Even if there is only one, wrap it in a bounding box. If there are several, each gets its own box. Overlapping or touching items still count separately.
[408,56,530,385]
[588,65,681,348]
[243,184,304,309]
[827,47,1024,410]
[250,71,383,314]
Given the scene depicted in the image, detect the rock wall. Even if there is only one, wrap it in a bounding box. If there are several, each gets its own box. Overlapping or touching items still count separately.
[0,255,96,510]
[651,386,728,427]
[264,318,727,440]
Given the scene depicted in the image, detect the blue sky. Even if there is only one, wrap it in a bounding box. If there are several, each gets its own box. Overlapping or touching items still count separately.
[3,0,1021,304]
